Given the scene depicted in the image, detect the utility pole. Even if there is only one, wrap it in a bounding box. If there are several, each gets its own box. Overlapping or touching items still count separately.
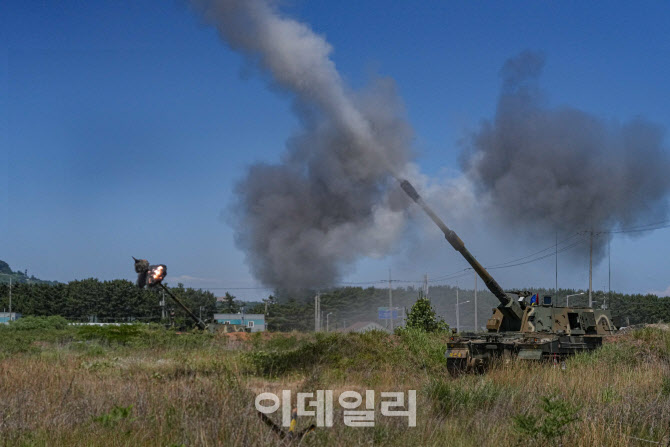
[8,277,12,322]
[474,273,478,331]
[456,286,459,333]
[423,274,429,299]
[608,238,611,305]
[589,231,593,307]
[157,283,207,330]
[555,231,558,293]
[161,289,166,320]
[314,294,320,332]
[455,290,470,333]
[388,269,393,332]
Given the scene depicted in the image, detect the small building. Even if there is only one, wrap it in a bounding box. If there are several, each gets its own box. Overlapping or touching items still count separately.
[0,312,21,324]
[338,321,391,334]
[213,313,265,332]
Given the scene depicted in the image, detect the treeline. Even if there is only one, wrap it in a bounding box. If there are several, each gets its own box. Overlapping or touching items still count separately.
[2,279,669,331]
[252,285,670,331]
[0,279,216,326]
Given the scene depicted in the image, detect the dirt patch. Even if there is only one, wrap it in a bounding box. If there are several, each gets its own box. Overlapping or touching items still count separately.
[221,332,253,342]
[217,331,300,342]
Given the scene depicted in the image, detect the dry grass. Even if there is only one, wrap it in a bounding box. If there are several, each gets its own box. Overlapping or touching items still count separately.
[1,324,669,446]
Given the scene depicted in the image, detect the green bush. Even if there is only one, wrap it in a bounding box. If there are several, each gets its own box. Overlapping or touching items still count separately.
[244,331,405,377]
[397,327,449,371]
[512,393,580,443]
[0,334,39,355]
[92,405,134,427]
[244,332,343,376]
[0,316,73,356]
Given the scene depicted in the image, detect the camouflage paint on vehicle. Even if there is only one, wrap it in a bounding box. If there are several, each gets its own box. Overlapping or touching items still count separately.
[399,179,617,373]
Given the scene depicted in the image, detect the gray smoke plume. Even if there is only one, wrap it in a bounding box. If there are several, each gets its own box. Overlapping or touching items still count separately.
[461,51,670,254]
[192,0,413,289]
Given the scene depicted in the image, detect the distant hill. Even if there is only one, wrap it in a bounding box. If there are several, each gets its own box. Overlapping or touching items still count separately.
[0,260,59,285]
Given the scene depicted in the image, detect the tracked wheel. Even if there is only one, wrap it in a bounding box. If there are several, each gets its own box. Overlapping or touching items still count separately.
[447,358,468,376]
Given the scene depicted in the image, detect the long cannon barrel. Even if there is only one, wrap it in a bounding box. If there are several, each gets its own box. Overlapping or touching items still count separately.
[399,179,510,305]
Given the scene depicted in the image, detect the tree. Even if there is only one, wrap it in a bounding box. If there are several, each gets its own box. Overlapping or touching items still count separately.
[265,298,311,331]
[405,297,449,332]
[217,292,241,313]
[0,260,12,275]
[247,295,276,316]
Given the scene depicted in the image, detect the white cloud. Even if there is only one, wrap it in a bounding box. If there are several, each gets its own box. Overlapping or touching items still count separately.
[649,285,670,297]
[167,275,221,284]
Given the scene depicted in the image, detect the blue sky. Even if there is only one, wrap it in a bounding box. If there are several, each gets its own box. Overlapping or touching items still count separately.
[2,1,669,299]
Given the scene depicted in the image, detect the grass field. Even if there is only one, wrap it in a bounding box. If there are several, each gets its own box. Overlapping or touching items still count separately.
[1,318,670,446]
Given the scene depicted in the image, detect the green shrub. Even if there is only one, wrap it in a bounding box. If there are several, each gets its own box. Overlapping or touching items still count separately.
[0,334,39,355]
[244,331,405,377]
[244,332,343,376]
[92,405,134,427]
[397,327,449,371]
[512,394,580,443]
[0,316,73,356]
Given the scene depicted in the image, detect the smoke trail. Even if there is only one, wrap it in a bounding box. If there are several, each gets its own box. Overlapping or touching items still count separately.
[461,51,670,255]
[192,0,413,289]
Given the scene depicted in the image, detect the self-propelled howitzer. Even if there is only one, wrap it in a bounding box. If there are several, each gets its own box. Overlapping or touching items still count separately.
[399,179,617,373]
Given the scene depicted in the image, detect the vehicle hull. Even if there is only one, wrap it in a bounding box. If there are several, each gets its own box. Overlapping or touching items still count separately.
[445,333,604,373]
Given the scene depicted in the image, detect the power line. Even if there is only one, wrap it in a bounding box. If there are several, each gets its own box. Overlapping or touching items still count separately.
[423,232,583,283]
[487,235,590,270]
[338,280,387,285]
[208,288,270,291]
[419,233,588,284]
[424,216,670,284]
[591,219,670,235]
[485,233,582,269]
[191,217,670,292]
[605,222,670,234]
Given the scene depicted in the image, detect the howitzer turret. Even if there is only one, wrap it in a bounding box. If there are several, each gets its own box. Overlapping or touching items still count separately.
[400,180,523,330]
[398,179,617,373]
